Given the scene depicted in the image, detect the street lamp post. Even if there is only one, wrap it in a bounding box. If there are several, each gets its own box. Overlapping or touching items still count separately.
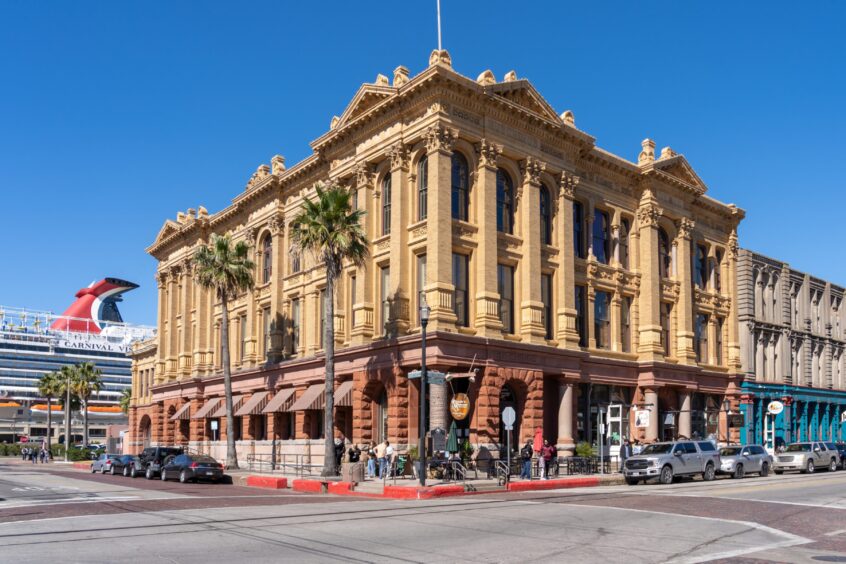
[418,303,430,487]
[723,398,732,445]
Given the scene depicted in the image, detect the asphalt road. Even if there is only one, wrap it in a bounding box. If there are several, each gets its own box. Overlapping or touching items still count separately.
[3,459,846,563]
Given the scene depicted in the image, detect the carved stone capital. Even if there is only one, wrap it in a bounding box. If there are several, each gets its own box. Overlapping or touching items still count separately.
[354,162,375,189]
[476,139,502,170]
[559,171,580,200]
[637,203,663,228]
[520,157,546,187]
[727,232,739,259]
[269,214,285,235]
[675,217,695,240]
[155,271,167,289]
[244,226,259,244]
[388,143,410,171]
[425,125,458,155]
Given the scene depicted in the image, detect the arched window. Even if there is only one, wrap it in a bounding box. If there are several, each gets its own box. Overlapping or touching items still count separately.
[496,169,514,234]
[417,156,428,221]
[539,185,552,245]
[381,174,392,236]
[658,228,671,278]
[261,235,272,284]
[451,152,469,221]
[376,391,388,443]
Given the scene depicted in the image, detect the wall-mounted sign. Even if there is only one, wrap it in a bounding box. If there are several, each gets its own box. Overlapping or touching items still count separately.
[634,410,650,429]
[841,411,846,424]
[767,401,784,415]
[450,393,470,420]
[728,414,745,428]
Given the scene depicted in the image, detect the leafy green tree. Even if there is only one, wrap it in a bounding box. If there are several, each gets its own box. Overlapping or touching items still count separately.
[290,184,368,476]
[37,371,63,454]
[73,362,103,447]
[119,388,132,414]
[194,233,255,469]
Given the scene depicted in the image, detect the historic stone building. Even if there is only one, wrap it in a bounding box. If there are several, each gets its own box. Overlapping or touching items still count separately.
[127,50,745,463]
[738,249,846,447]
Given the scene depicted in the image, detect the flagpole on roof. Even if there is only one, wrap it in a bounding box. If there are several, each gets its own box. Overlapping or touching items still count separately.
[437,0,442,51]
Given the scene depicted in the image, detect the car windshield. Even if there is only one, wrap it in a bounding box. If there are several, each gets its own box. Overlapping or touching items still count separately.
[720,447,741,456]
[785,443,812,452]
[640,444,673,455]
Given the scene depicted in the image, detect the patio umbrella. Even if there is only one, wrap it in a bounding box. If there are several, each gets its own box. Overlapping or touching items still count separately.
[533,426,543,453]
[446,420,459,453]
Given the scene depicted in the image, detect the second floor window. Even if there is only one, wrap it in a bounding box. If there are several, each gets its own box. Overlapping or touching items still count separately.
[263,307,271,357]
[381,266,390,333]
[319,290,327,349]
[261,235,272,284]
[451,152,469,221]
[619,218,630,269]
[695,244,707,290]
[713,250,723,292]
[575,285,587,347]
[240,315,248,361]
[593,209,610,264]
[417,156,428,221]
[621,296,632,353]
[540,185,552,245]
[496,169,514,234]
[658,228,671,278]
[695,313,709,363]
[498,264,514,333]
[573,201,585,259]
[290,299,300,354]
[382,174,392,236]
[661,302,672,357]
[453,253,469,327]
[594,291,611,349]
[541,273,552,340]
[716,317,724,365]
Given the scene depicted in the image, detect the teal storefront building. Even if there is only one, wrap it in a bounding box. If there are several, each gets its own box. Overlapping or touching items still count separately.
[739,382,846,447]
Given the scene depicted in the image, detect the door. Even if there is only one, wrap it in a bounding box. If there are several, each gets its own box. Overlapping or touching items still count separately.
[683,442,701,473]
[740,447,758,472]
[607,404,625,459]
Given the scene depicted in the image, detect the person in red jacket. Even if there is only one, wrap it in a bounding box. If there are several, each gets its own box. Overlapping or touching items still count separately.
[540,439,555,480]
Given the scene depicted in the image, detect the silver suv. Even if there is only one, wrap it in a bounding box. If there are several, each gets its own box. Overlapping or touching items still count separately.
[774,441,840,474]
[718,445,773,478]
[624,440,721,485]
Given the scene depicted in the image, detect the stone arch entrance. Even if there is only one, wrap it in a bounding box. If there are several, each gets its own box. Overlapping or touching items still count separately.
[138,415,152,448]
[499,383,525,455]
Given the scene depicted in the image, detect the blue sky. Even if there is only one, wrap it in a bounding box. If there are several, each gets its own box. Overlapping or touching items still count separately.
[1,1,844,326]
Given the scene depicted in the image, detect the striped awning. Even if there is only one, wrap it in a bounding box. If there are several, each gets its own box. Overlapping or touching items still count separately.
[212,395,245,418]
[235,391,270,416]
[192,397,222,419]
[170,402,191,421]
[289,384,324,412]
[335,380,354,408]
[262,388,297,414]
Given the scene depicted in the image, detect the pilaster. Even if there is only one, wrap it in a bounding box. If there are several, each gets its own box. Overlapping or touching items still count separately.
[635,189,664,360]
[556,171,580,348]
[675,217,697,364]
[350,163,375,344]
[519,157,547,344]
[474,139,504,336]
[386,142,410,336]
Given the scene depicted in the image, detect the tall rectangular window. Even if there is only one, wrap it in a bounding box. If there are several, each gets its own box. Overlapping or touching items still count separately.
[695,313,709,363]
[620,218,630,270]
[262,307,271,357]
[694,244,708,290]
[453,253,469,327]
[417,157,428,221]
[573,201,585,259]
[716,317,724,365]
[660,302,672,357]
[498,264,514,334]
[416,254,427,321]
[381,266,390,334]
[593,209,610,264]
[621,296,632,353]
[714,251,723,292]
[382,175,392,236]
[291,251,301,274]
[239,315,248,361]
[290,299,300,354]
[575,285,587,347]
[541,274,553,340]
[594,291,611,349]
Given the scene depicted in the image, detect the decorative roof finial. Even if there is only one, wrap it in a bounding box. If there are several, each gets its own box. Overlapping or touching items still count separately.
[476,69,496,86]
[393,65,410,87]
[428,49,452,68]
[638,138,656,165]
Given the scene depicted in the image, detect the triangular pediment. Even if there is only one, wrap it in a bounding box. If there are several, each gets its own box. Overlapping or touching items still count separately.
[335,84,396,128]
[152,219,181,246]
[654,154,708,193]
[487,80,562,124]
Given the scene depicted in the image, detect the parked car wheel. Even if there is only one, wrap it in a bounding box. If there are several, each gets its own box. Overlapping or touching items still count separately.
[123,466,129,477]
[625,477,639,486]
[804,460,815,474]
[830,459,837,472]
[703,463,716,481]
[659,465,674,485]
[130,466,138,478]
[146,467,154,480]
[91,465,97,473]
[110,465,117,475]
[101,465,108,474]
[733,464,745,479]
[760,463,769,477]
[161,470,168,481]
[179,470,190,484]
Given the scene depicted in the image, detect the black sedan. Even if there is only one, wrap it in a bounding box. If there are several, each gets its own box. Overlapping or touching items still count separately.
[160,454,224,483]
[114,455,141,477]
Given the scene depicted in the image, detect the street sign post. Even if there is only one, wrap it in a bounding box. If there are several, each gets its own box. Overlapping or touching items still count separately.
[502,407,516,472]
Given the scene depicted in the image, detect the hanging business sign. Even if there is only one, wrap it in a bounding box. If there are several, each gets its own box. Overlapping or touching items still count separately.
[841,411,846,424]
[634,409,650,429]
[767,401,784,415]
[449,393,471,420]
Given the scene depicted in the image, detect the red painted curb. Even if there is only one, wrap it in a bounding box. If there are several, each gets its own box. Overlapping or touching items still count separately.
[72,462,93,470]
[506,477,600,492]
[383,484,466,500]
[246,476,288,489]
[292,479,326,493]
[327,481,354,494]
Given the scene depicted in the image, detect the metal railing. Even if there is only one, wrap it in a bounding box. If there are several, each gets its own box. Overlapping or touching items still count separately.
[245,453,323,477]
[494,460,510,485]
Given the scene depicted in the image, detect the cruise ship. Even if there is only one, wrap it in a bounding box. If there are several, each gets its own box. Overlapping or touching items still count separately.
[0,278,155,444]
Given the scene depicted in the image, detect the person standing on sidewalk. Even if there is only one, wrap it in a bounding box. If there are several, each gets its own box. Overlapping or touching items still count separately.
[619,439,633,473]
[366,442,377,478]
[375,440,387,479]
[540,439,555,480]
[520,440,533,480]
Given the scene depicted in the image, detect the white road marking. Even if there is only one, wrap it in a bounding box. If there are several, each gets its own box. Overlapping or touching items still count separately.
[824,529,846,537]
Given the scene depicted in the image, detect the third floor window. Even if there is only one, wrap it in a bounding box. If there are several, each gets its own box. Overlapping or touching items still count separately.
[451,152,469,221]
[382,174,392,236]
[540,185,552,245]
[496,169,514,234]
[593,209,610,264]
[417,156,428,221]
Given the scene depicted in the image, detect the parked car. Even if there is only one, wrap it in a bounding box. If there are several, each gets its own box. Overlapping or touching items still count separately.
[136,446,184,479]
[112,455,140,476]
[86,444,106,460]
[91,453,123,473]
[718,445,773,478]
[160,454,224,484]
[623,440,721,485]
[835,443,846,469]
[774,442,840,474]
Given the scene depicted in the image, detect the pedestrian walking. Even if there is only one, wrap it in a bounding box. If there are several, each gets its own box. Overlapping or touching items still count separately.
[540,439,555,480]
[366,442,377,478]
[22,447,28,461]
[375,440,387,479]
[520,440,533,480]
[619,439,632,473]
[334,434,346,474]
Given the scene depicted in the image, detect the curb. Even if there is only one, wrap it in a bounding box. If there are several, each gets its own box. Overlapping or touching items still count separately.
[507,477,601,492]
[245,476,288,489]
[72,462,93,471]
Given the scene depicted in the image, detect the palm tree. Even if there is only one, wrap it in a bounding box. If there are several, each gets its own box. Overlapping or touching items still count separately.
[58,365,78,452]
[38,371,63,455]
[194,233,255,469]
[73,362,103,448]
[290,184,368,477]
[119,388,132,414]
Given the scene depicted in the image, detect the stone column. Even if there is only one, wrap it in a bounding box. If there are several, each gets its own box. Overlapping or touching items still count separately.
[727,227,743,372]
[424,125,459,330]
[350,163,375,344]
[644,388,659,442]
[611,291,623,352]
[166,266,180,379]
[267,214,285,362]
[519,157,547,344]
[474,139,504,337]
[636,190,664,360]
[387,142,410,336]
[675,218,697,364]
[708,316,718,366]
[556,172,580,348]
[556,380,575,454]
[678,390,692,439]
[179,261,193,377]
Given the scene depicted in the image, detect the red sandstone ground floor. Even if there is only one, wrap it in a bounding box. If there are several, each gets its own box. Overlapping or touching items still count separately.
[127,332,743,464]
